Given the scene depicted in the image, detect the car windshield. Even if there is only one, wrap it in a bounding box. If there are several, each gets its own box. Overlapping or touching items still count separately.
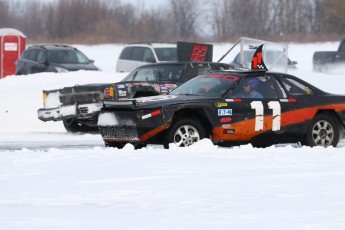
[121,64,184,82]
[170,74,240,97]
[154,48,177,61]
[47,49,90,64]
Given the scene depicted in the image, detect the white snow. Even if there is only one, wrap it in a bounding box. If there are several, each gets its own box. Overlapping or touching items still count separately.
[1,42,345,230]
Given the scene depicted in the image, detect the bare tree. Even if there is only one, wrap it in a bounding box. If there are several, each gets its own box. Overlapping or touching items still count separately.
[0,1,10,27]
[169,0,202,40]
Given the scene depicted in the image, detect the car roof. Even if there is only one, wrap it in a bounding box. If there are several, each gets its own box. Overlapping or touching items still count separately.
[137,61,230,67]
[27,44,77,51]
[125,43,176,48]
[207,69,269,76]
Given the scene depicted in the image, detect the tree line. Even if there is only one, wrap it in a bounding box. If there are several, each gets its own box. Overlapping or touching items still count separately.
[0,0,344,44]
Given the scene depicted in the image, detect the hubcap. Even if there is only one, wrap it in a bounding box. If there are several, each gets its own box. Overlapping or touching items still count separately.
[173,125,200,147]
[312,120,334,147]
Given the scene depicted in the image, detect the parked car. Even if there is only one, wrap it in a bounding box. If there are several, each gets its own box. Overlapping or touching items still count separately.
[116,43,177,73]
[313,38,345,72]
[99,45,345,149]
[15,44,99,75]
[38,61,231,132]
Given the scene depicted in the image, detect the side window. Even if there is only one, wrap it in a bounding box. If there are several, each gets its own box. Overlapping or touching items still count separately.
[36,50,46,63]
[119,47,132,60]
[133,68,155,81]
[228,76,282,99]
[182,63,212,81]
[131,47,145,61]
[160,65,183,81]
[143,48,155,62]
[22,50,30,59]
[27,49,38,62]
[279,77,313,96]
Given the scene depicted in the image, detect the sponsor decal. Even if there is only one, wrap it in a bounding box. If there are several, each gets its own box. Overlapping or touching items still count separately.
[118,90,127,97]
[104,87,114,98]
[216,102,228,107]
[165,84,177,88]
[160,90,168,93]
[223,129,235,134]
[218,109,232,116]
[225,98,242,102]
[141,82,150,86]
[153,84,160,92]
[280,98,296,103]
[220,117,232,123]
[142,110,161,120]
[160,86,168,90]
[222,124,231,128]
[125,83,133,87]
[117,84,125,89]
[306,87,312,94]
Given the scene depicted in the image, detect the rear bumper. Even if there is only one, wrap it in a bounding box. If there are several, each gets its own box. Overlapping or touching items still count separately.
[37,102,103,122]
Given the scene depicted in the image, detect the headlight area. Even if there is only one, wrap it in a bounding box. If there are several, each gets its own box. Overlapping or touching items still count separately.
[43,91,61,109]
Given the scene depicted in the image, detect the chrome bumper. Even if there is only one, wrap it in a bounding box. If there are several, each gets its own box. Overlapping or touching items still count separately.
[37,102,103,121]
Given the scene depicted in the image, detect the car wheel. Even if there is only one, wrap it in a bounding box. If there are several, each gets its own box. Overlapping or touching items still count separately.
[304,114,339,147]
[105,141,126,149]
[167,118,206,147]
[63,119,97,133]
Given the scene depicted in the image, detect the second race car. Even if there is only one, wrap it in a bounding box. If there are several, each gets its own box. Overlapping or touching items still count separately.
[37,61,230,132]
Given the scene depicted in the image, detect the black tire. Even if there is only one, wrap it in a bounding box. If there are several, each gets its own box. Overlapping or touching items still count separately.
[166,118,206,148]
[63,119,97,133]
[133,143,147,149]
[105,141,126,149]
[304,113,339,147]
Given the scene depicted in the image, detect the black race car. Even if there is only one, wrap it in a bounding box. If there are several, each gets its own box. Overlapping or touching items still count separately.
[37,61,230,132]
[98,46,345,148]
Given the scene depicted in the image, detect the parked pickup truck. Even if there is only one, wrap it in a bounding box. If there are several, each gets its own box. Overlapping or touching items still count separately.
[313,38,345,72]
[37,61,231,132]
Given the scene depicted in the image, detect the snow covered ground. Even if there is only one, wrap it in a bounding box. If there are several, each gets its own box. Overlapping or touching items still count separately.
[1,42,345,230]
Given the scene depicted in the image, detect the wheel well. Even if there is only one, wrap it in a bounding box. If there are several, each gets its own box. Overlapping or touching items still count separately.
[172,109,213,136]
[315,109,345,128]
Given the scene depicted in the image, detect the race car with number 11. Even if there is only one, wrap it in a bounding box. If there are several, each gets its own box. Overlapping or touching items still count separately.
[98,45,345,148]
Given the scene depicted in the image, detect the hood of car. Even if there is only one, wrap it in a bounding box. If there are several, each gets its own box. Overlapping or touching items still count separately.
[133,94,216,108]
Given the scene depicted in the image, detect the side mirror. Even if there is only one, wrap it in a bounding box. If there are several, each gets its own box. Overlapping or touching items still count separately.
[90,60,95,63]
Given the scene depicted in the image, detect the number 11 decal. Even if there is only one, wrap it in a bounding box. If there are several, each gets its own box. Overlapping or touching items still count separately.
[250,101,281,131]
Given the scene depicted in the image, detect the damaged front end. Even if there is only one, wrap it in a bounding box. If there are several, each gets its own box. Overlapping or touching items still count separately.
[37,84,115,122]
[98,100,172,146]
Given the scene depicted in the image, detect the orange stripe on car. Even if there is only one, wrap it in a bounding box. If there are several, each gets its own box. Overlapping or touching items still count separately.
[213,104,345,141]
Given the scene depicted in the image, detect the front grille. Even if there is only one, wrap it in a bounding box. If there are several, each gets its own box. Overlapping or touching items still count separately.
[79,107,89,114]
[60,91,101,105]
[99,126,139,142]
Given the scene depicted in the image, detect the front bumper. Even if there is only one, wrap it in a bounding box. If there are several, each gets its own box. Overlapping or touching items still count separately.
[37,102,103,122]
[98,109,171,144]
